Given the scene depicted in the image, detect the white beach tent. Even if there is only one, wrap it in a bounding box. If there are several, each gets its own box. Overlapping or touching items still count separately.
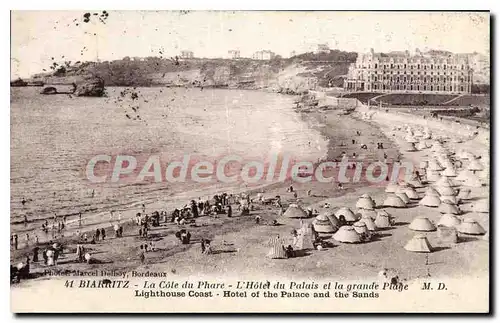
[404,235,433,253]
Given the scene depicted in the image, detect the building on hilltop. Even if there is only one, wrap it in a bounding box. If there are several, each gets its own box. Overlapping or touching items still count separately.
[252,50,275,60]
[290,50,297,58]
[315,44,330,54]
[180,50,194,59]
[343,48,473,94]
[228,50,241,59]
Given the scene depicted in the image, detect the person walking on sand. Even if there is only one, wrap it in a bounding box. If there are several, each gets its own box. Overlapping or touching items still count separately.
[25,233,30,247]
[95,228,100,241]
[14,234,18,250]
[139,245,145,264]
[78,212,82,227]
[35,235,39,245]
[24,215,28,227]
[101,228,106,240]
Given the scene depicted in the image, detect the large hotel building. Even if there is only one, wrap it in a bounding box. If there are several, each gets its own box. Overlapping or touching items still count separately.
[343,49,473,94]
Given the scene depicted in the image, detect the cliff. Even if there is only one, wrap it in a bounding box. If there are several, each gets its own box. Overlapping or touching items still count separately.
[35,50,357,93]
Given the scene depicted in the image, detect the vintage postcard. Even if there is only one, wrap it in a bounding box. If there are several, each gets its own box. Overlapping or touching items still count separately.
[10,10,490,313]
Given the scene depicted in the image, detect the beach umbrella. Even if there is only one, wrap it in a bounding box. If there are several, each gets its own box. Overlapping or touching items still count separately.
[457,219,486,235]
[404,142,418,152]
[333,226,361,243]
[404,235,433,253]
[437,214,462,228]
[409,217,436,232]
[383,194,406,208]
[408,177,424,188]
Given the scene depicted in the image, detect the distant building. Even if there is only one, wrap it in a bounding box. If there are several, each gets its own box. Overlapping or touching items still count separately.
[315,44,330,54]
[180,50,194,59]
[252,50,275,60]
[228,50,241,59]
[290,51,297,58]
[343,48,473,94]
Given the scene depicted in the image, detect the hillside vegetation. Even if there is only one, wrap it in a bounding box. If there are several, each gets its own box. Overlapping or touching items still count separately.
[36,50,357,93]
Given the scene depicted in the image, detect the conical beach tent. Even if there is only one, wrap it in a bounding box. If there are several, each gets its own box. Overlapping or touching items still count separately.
[425,186,441,197]
[438,202,460,215]
[385,183,399,193]
[359,216,378,231]
[456,169,474,182]
[417,141,428,150]
[419,194,441,207]
[357,208,377,220]
[374,211,393,228]
[409,217,436,232]
[403,187,419,200]
[404,235,433,253]
[426,170,441,182]
[333,226,361,243]
[283,204,309,218]
[353,221,370,235]
[319,209,340,230]
[395,192,410,204]
[427,159,444,171]
[436,185,456,197]
[435,176,454,188]
[473,199,489,213]
[437,214,461,227]
[335,207,359,222]
[356,196,375,210]
[457,219,486,235]
[440,195,459,205]
[463,174,482,188]
[442,167,457,177]
[457,188,471,200]
[383,194,406,208]
[468,159,484,172]
[312,213,335,234]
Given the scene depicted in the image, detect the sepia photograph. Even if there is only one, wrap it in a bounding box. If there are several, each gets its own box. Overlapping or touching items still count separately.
[9,10,490,313]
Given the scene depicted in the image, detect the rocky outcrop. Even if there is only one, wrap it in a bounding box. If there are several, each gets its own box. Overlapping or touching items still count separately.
[73,77,105,97]
[40,86,58,95]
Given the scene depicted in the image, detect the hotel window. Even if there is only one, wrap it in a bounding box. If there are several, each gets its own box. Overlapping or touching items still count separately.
[417,64,420,69]
[444,65,447,70]
[404,64,407,68]
[375,63,378,68]
[431,64,433,69]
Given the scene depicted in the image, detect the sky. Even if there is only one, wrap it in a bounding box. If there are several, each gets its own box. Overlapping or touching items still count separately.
[11,11,490,78]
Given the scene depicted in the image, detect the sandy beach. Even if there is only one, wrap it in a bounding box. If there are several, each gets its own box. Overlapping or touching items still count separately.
[10,98,489,289]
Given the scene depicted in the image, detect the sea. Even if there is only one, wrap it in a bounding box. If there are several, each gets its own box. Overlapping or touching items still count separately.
[11,87,327,229]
